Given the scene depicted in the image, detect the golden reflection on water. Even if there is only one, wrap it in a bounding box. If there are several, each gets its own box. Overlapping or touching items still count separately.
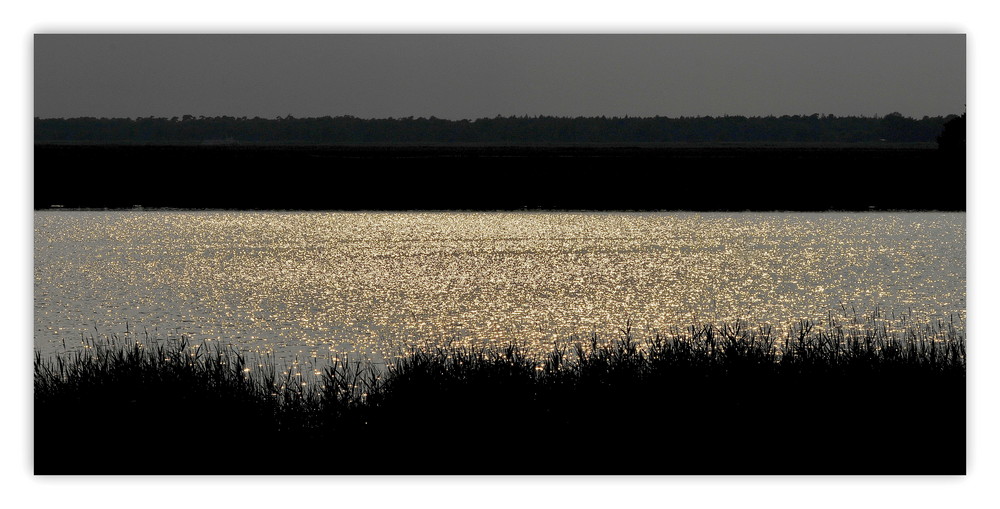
[34,211,966,363]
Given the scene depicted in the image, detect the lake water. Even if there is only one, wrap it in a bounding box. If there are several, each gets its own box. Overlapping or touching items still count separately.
[34,211,966,365]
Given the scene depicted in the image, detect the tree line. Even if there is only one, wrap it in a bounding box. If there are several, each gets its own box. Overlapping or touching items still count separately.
[34,112,958,144]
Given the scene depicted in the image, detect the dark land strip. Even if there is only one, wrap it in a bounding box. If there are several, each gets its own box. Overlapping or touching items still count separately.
[34,144,965,212]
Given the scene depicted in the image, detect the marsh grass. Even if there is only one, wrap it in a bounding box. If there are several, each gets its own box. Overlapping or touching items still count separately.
[35,314,965,474]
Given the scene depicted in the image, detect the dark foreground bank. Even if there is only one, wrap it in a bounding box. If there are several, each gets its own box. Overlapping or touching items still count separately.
[35,318,965,475]
[34,144,965,211]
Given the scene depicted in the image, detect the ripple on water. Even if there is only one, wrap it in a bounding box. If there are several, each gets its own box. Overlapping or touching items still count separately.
[34,210,966,363]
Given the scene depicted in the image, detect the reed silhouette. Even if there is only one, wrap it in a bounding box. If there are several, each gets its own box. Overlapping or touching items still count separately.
[35,315,965,474]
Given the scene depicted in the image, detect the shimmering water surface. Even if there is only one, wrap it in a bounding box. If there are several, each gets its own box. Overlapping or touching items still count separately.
[34,211,966,363]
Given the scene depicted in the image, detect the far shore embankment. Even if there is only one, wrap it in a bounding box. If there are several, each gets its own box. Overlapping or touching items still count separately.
[34,143,965,212]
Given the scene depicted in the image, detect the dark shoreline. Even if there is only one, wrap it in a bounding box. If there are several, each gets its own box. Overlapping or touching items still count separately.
[35,144,965,212]
[35,319,966,475]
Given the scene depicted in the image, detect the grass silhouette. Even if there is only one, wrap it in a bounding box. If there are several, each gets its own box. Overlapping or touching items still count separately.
[35,314,965,474]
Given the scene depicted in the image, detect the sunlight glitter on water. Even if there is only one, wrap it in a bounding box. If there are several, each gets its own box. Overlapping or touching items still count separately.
[34,211,965,363]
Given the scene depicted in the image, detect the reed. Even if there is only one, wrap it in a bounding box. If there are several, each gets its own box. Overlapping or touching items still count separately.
[34,313,965,474]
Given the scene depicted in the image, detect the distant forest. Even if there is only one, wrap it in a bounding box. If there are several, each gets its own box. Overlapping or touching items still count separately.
[34,113,958,144]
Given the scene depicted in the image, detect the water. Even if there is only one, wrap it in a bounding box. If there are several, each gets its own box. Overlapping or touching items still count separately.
[34,211,966,364]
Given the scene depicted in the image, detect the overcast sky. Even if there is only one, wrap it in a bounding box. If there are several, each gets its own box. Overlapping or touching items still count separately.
[34,34,965,120]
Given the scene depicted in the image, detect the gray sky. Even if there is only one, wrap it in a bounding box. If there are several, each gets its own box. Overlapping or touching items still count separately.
[34,34,965,119]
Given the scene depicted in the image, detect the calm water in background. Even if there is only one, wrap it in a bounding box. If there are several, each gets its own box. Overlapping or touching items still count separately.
[34,211,966,365]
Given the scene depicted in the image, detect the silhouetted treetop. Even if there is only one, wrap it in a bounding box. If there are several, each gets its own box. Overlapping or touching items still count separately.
[34,113,957,144]
[937,112,966,152]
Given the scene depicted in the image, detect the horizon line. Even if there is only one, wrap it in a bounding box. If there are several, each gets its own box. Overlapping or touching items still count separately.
[33,112,966,122]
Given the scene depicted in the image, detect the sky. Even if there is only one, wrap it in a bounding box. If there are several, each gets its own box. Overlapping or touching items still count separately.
[34,34,966,120]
